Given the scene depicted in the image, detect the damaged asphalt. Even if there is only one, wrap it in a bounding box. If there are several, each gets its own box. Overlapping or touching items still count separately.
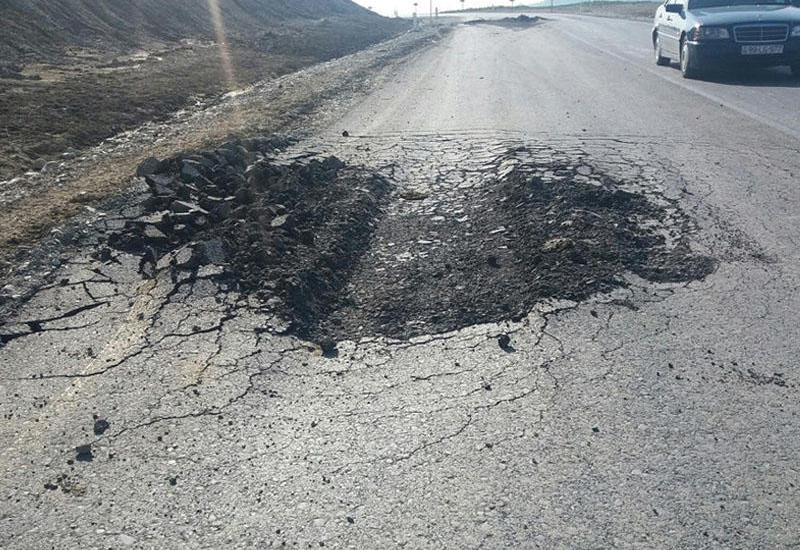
[104,133,713,345]
[2,15,800,550]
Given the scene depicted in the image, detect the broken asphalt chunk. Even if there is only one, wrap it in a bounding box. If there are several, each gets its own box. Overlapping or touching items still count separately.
[136,156,163,177]
[75,444,94,462]
[93,419,110,436]
[180,159,203,182]
[144,173,176,197]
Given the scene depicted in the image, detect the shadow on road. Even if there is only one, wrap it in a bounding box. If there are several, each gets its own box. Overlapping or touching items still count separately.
[701,66,800,88]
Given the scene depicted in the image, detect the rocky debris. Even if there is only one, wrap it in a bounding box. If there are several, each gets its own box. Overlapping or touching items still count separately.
[93,418,110,436]
[399,190,428,201]
[315,147,716,341]
[40,160,59,173]
[108,134,392,337]
[108,139,714,344]
[317,338,339,358]
[136,156,163,177]
[75,444,94,462]
[465,15,543,28]
[0,283,22,303]
[61,147,80,160]
[497,333,513,352]
[541,237,573,252]
[44,473,86,496]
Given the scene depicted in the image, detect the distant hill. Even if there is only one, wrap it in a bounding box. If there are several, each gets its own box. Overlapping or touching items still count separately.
[0,0,391,65]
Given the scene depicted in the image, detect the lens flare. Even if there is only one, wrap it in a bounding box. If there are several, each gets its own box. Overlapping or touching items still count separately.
[206,0,237,90]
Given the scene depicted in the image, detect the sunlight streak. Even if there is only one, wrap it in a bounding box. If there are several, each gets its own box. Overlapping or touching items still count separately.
[207,0,237,90]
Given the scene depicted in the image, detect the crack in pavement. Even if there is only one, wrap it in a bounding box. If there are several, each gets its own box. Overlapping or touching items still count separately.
[0,301,109,345]
[2,131,795,549]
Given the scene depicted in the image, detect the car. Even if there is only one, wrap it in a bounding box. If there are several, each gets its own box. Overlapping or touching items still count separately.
[653,0,800,78]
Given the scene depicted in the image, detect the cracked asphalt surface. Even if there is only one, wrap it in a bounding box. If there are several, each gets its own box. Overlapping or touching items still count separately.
[2,14,800,549]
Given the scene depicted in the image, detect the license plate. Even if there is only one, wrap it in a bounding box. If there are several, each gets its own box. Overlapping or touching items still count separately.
[741,44,784,55]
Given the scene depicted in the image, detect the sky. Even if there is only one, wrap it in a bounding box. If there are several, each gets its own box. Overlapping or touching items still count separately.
[352,0,517,17]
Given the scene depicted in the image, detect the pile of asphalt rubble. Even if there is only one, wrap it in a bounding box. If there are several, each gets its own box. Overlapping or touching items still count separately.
[465,14,542,27]
[316,155,717,341]
[109,135,391,339]
[109,136,715,343]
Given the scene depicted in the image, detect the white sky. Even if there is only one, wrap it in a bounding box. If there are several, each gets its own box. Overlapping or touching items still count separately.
[353,0,518,17]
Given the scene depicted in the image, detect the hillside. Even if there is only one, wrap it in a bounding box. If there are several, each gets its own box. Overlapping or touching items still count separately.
[0,0,384,65]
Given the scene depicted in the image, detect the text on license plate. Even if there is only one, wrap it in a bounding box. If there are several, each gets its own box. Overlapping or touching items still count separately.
[741,44,784,55]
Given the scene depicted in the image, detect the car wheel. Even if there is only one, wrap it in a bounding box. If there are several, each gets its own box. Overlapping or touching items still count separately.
[792,63,800,79]
[654,36,670,66]
[680,39,700,79]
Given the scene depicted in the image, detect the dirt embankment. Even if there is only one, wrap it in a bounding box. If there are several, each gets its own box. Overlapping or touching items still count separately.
[0,0,410,181]
[0,0,380,66]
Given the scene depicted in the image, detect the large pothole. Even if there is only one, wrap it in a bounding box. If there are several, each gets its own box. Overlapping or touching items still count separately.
[108,136,715,344]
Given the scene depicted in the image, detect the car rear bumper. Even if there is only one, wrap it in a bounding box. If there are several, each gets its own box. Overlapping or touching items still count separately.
[688,38,800,67]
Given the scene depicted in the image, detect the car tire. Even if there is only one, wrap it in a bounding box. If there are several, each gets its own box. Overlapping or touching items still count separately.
[792,63,800,79]
[680,39,700,79]
[654,36,670,66]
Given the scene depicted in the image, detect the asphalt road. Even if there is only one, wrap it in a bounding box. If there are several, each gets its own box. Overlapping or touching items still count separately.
[2,14,800,549]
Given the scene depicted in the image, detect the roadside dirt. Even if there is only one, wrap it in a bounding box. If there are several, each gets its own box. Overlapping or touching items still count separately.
[0,27,448,292]
[0,45,312,180]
